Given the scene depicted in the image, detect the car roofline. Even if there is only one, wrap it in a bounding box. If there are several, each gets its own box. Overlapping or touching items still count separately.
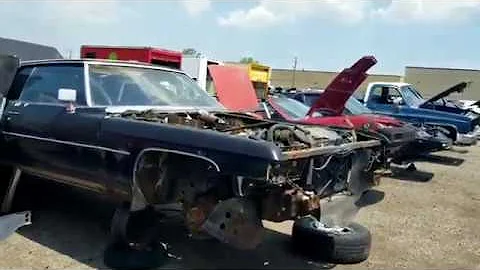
[370,82,411,87]
[20,58,185,74]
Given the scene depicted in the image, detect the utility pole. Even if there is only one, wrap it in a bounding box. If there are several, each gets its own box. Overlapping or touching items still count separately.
[291,56,298,88]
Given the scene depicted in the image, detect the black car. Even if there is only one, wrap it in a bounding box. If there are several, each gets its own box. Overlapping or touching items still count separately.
[0,56,380,264]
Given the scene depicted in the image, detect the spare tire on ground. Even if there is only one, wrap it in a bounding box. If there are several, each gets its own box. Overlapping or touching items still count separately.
[291,216,371,264]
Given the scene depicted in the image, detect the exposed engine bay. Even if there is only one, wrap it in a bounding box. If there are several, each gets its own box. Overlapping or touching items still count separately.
[113,109,379,249]
[116,109,356,150]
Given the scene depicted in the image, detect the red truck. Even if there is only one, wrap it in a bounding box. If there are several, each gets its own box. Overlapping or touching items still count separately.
[80,45,182,69]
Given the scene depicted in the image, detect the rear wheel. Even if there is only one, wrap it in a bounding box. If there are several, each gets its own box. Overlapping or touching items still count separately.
[292,216,371,264]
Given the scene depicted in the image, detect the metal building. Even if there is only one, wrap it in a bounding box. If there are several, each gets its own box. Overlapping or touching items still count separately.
[404,66,480,100]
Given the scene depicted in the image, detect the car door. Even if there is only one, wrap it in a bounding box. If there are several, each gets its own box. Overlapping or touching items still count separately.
[0,55,20,163]
[365,85,404,117]
[2,63,107,192]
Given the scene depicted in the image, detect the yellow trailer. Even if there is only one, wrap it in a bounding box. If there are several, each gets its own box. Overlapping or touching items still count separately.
[225,62,272,100]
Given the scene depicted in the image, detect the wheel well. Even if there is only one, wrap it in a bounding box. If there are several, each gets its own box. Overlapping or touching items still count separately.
[130,149,223,211]
[426,123,458,141]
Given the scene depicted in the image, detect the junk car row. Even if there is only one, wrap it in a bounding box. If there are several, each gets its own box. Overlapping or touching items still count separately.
[0,39,478,268]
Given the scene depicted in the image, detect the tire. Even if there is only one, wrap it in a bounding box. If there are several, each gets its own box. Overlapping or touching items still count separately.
[291,216,371,264]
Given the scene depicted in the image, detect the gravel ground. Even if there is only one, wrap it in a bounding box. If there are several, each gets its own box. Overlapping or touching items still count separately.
[0,146,479,269]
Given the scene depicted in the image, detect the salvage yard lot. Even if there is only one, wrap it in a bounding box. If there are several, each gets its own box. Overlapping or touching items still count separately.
[0,146,480,269]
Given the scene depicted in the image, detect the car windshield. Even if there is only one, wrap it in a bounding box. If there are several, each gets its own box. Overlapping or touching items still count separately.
[345,97,372,115]
[270,96,322,119]
[401,85,425,107]
[303,94,320,107]
[88,64,224,109]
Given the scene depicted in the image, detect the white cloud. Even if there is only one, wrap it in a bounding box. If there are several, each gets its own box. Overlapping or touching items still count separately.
[218,5,280,28]
[218,0,369,28]
[181,0,211,16]
[43,0,122,25]
[372,0,480,23]
[217,0,480,28]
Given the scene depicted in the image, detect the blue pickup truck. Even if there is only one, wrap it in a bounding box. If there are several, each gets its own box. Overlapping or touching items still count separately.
[360,82,480,145]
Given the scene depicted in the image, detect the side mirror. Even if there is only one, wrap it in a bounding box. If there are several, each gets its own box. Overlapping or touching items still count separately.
[58,88,77,113]
[58,88,77,102]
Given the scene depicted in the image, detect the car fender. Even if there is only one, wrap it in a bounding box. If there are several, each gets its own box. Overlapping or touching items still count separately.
[422,122,458,141]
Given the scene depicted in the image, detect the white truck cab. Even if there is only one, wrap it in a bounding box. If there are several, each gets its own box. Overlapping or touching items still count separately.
[181,56,223,94]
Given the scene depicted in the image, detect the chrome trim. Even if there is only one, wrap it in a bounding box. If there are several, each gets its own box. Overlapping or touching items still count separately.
[105,105,225,114]
[20,166,108,195]
[84,63,93,106]
[21,59,185,74]
[134,147,220,173]
[130,147,221,211]
[2,131,131,155]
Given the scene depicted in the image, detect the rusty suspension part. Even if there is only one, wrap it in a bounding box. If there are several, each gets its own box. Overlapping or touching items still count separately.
[261,186,321,222]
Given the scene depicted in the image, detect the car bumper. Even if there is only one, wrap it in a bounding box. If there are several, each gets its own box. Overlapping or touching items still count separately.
[456,126,480,145]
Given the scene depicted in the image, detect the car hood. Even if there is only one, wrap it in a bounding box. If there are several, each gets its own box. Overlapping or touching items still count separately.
[208,65,259,111]
[0,54,20,97]
[306,56,377,117]
[420,82,468,107]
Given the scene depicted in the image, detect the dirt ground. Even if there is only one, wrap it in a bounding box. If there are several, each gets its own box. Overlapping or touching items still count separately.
[0,146,479,269]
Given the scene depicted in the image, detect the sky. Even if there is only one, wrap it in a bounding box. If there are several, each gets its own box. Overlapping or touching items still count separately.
[1,0,480,75]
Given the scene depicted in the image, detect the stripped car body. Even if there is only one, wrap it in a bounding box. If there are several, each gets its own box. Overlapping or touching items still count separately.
[0,56,380,250]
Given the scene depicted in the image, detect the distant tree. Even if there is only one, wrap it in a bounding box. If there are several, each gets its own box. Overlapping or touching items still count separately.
[182,48,202,57]
[239,57,258,64]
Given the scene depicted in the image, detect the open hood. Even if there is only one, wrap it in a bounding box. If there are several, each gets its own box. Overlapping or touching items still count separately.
[306,56,377,117]
[420,82,468,107]
[208,65,259,111]
[0,54,20,97]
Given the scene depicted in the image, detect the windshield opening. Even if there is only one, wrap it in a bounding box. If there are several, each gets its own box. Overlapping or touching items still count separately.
[345,97,371,115]
[88,64,223,109]
[271,96,322,119]
[401,85,425,107]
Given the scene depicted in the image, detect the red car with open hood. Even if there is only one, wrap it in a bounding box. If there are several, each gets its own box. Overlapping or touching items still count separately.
[210,56,452,170]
